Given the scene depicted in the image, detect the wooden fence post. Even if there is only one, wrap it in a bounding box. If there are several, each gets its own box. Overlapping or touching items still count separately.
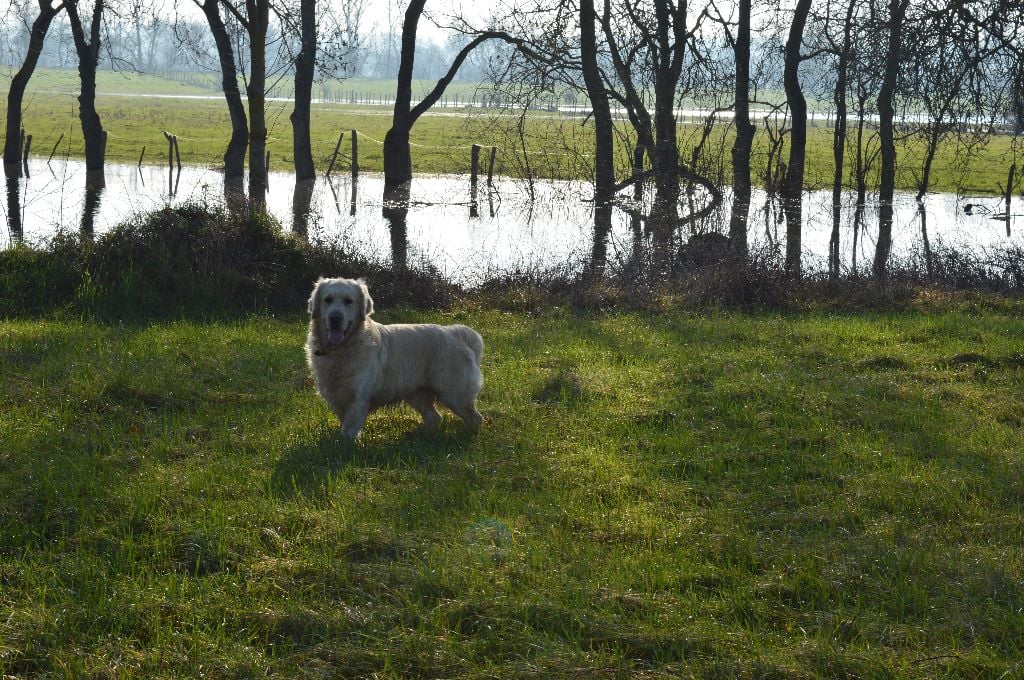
[351,130,359,180]
[138,146,146,168]
[487,146,497,185]
[163,131,174,173]
[470,144,481,188]
[470,144,481,218]
[101,130,108,161]
[326,130,344,178]
[173,135,182,170]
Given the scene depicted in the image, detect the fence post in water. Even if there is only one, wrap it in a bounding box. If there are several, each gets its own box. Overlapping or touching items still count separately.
[48,133,64,164]
[487,146,497,186]
[351,130,359,180]
[101,130,108,162]
[470,144,481,187]
[173,135,182,170]
[325,130,344,178]
[470,144,481,218]
[138,146,146,168]
[266,151,271,192]
[163,131,174,173]
[1006,163,1016,237]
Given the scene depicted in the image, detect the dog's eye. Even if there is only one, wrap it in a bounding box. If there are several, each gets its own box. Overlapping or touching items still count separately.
[324,296,333,304]
[343,297,353,305]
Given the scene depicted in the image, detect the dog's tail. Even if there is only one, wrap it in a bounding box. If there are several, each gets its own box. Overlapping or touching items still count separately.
[450,324,484,364]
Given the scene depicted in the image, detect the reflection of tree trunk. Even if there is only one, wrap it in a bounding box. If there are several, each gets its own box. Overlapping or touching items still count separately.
[66,0,106,174]
[4,1,63,176]
[852,198,863,275]
[580,0,614,278]
[81,172,105,238]
[6,175,22,241]
[290,0,316,182]
[383,183,410,271]
[199,0,249,181]
[874,0,909,280]
[783,0,811,278]
[728,0,752,258]
[918,199,932,280]
[292,179,314,238]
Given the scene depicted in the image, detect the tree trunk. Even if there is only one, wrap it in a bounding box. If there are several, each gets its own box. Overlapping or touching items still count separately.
[66,0,106,174]
[874,0,909,280]
[580,0,614,277]
[1013,60,1024,136]
[4,1,63,176]
[291,0,316,182]
[649,0,683,270]
[199,0,249,180]
[246,0,270,208]
[829,0,855,280]
[384,0,424,194]
[783,0,812,278]
[728,0,753,258]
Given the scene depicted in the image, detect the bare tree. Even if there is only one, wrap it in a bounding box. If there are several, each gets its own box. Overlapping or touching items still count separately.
[871,0,909,279]
[3,0,65,176]
[781,0,812,277]
[65,0,106,176]
[192,0,250,184]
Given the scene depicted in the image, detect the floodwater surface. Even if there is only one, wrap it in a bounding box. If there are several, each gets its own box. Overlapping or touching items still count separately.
[3,158,1021,283]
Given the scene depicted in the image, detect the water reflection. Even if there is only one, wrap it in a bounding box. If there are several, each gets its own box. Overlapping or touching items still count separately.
[382,182,410,271]
[2,157,1020,285]
[81,171,106,238]
[6,174,22,242]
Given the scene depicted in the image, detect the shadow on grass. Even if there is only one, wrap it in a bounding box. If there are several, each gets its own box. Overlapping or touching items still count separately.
[271,423,478,499]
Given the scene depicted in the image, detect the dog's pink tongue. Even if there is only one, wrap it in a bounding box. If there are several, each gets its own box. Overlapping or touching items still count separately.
[327,328,345,345]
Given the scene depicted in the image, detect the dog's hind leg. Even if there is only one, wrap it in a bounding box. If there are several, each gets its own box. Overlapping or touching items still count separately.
[439,393,483,431]
[406,389,442,429]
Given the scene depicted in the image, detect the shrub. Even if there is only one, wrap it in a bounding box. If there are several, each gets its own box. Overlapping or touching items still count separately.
[0,235,84,318]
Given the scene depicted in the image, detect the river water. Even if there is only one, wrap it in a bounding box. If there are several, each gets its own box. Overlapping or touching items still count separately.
[3,158,1020,283]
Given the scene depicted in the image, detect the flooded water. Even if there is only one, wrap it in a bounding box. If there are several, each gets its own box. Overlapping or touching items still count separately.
[3,158,1021,283]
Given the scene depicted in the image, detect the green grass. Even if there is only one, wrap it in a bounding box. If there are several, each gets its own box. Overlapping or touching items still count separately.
[2,307,1023,677]
[2,68,1021,194]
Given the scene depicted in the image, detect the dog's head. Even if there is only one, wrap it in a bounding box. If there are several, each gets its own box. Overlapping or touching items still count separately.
[308,277,374,351]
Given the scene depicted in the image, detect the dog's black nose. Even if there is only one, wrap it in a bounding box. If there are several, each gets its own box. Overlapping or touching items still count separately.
[328,314,343,330]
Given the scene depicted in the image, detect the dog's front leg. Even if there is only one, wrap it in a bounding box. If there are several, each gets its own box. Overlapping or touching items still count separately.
[340,400,370,439]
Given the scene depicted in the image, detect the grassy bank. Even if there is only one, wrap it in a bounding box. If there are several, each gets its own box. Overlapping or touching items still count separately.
[2,70,1020,195]
[2,305,1023,677]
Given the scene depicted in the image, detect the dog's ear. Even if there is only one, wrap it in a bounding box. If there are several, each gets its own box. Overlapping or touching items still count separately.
[308,278,325,316]
[357,277,374,318]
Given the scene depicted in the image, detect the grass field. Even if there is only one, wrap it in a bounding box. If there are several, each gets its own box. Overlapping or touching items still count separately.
[2,68,1021,194]
[2,305,1023,677]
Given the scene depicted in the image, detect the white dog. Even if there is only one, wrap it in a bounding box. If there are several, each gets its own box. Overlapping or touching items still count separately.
[305,277,484,439]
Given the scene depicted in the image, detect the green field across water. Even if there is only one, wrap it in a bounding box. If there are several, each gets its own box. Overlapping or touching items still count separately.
[3,68,1020,195]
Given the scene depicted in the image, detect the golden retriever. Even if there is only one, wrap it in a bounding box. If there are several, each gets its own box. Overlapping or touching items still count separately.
[305,277,483,438]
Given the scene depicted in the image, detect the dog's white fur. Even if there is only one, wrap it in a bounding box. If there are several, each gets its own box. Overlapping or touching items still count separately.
[305,277,484,438]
